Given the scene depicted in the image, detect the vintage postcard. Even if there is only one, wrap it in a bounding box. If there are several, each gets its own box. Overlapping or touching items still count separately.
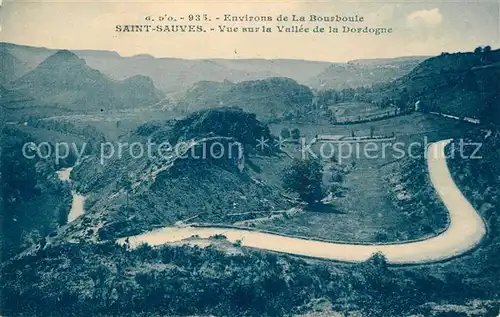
[1,0,499,316]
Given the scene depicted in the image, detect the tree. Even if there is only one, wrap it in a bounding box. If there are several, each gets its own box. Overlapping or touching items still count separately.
[483,45,492,53]
[370,126,375,138]
[280,127,291,139]
[281,158,325,205]
[474,46,483,54]
[290,128,301,140]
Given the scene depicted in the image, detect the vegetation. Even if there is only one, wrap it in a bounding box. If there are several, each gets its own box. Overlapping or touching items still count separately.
[2,238,500,316]
[280,127,291,139]
[447,128,499,226]
[384,150,449,238]
[0,126,72,260]
[282,158,325,205]
[320,47,500,125]
[290,127,301,140]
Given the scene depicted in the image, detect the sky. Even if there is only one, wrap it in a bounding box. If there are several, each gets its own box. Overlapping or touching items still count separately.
[0,0,499,62]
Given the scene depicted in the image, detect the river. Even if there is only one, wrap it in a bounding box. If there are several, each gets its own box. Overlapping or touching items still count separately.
[56,166,86,223]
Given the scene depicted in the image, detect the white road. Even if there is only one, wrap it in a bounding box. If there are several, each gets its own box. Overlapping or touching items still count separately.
[118,140,487,264]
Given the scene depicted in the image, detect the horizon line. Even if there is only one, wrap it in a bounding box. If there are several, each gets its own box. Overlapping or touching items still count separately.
[0,40,441,63]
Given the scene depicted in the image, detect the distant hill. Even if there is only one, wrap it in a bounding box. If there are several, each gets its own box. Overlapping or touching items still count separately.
[322,48,500,125]
[1,42,426,93]
[8,50,164,111]
[177,77,314,120]
[0,49,29,84]
[307,56,428,90]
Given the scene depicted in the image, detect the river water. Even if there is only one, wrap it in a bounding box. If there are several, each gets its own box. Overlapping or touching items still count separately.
[56,167,86,223]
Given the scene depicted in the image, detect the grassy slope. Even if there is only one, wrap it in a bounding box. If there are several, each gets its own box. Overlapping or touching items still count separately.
[257,113,473,242]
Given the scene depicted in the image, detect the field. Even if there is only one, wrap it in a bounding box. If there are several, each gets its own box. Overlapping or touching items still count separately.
[261,113,475,242]
[42,108,178,141]
[328,102,398,123]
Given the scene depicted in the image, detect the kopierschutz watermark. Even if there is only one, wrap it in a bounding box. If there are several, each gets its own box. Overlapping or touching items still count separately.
[296,137,482,162]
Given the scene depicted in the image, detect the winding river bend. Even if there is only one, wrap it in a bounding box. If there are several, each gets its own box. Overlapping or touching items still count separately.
[110,140,485,264]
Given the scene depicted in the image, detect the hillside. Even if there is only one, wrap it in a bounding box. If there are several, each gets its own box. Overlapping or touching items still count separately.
[364,48,500,123]
[321,48,500,125]
[447,128,500,219]
[394,49,500,121]
[0,126,74,260]
[307,56,427,90]
[8,50,164,111]
[62,108,291,241]
[177,77,314,120]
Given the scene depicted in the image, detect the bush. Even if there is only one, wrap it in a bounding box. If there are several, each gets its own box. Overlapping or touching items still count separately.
[290,128,301,140]
[280,127,291,139]
[282,158,325,205]
[210,234,227,240]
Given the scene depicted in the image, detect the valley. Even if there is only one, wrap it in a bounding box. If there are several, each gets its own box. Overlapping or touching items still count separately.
[1,42,500,316]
